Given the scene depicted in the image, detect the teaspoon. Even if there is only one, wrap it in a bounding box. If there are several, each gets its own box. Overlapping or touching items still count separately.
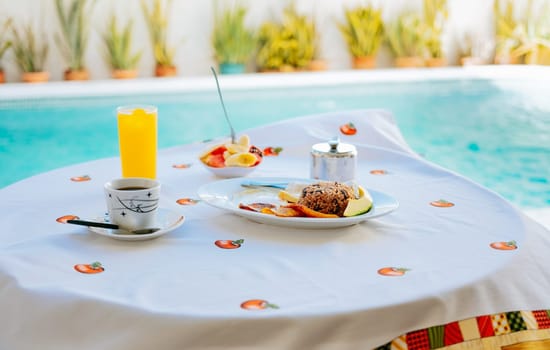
[66,219,160,235]
[211,66,236,144]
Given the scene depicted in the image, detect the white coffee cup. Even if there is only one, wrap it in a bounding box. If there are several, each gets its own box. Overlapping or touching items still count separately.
[104,177,161,231]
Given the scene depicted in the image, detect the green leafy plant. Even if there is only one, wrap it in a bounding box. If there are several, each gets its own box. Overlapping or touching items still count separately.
[494,0,522,61]
[338,5,384,58]
[0,18,12,70]
[11,22,49,73]
[422,0,448,58]
[102,15,142,70]
[54,0,95,71]
[141,0,176,67]
[212,2,257,65]
[257,5,317,71]
[509,1,550,64]
[386,12,426,58]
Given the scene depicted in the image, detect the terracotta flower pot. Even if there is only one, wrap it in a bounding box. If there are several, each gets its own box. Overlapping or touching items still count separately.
[279,65,295,73]
[64,69,90,81]
[494,55,520,65]
[352,56,376,69]
[425,57,447,68]
[22,71,49,83]
[155,65,177,77]
[0,70,5,83]
[394,56,424,68]
[112,69,138,79]
[308,59,328,71]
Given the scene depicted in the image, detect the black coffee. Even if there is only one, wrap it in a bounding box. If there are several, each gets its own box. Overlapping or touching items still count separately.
[117,186,149,191]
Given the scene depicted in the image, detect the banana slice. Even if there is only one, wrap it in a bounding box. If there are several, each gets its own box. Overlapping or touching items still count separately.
[237,134,250,147]
[225,143,249,154]
[222,150,231,160]
[225,152,257,167]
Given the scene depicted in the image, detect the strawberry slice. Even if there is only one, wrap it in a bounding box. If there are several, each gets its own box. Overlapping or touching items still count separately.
[200,145,227,168]
[248,145,263,166]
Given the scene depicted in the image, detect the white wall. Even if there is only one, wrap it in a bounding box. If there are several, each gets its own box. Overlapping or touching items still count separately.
[0,0,499,82]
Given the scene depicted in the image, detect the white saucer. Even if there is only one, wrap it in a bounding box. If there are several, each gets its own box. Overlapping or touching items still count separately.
[88,208,185,241]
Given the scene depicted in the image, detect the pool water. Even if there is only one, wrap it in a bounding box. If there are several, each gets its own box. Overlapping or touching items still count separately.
[1,78,549,209]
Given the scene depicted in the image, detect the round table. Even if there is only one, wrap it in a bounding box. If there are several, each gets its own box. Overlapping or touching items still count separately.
[1,110,549,350]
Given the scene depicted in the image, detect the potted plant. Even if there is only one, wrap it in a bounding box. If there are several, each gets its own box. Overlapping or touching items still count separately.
[141,0,177,77]
[338,5,384,69]
[509,2,550,65]
[289,8,321,71]
[306,16,327,71]
[422,0,448,67]
[256,22,283,72]
[256,5,318,72]
[386,12,426,68]
[212,2,256,74]
[0,18,12,83]
[54,0,95,81]
[457,33,487,66]
[102,15,142,79]
[11,22,49,83]
[493,0,522,64]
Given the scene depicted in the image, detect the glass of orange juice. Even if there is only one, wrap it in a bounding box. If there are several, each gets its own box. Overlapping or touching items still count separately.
[116,105,158,179]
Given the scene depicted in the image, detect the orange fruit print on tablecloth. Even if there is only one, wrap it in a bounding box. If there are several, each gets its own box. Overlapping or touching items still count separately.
[378,267,410,276]
[176,198,199,205]
[215,239,244,249]
[490,241,518,250]
[172,163,192,169]
[70,175,91,182]
[241,299,279,310]
[430,199,455,208]
[263,147,283,156]
[339,122,357,135]
[56,215,79,223]
[74,262,104,274]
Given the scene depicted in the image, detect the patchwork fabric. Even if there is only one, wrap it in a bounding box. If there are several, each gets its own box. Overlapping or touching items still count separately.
[533,310,550,329]
[477,315,496,338]
[373,310,550,350]
[506,311,528,332]
[444,321,463,346]
[458,317,481,340]
[406,329,430,350]
[390,334,407,350]
[427,325,445,348]
[520,310,539,330]
[491,313,511,335]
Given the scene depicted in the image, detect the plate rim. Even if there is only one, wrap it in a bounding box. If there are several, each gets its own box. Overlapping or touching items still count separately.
[88,207,185,241]
[197,177,399,228]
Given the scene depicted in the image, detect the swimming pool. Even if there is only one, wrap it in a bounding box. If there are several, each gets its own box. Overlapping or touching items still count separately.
[1,67,549,209]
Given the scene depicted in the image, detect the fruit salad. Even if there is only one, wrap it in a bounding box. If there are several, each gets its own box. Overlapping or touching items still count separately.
[200,135,263,168]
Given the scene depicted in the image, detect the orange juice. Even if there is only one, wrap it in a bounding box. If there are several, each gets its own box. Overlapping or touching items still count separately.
[117,105,158,179]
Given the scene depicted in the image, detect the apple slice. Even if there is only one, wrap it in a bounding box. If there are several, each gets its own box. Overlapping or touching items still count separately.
[343,186,373,217]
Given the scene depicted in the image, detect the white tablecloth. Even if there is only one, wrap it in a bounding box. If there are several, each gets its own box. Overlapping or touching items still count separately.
[1,110,549,349]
